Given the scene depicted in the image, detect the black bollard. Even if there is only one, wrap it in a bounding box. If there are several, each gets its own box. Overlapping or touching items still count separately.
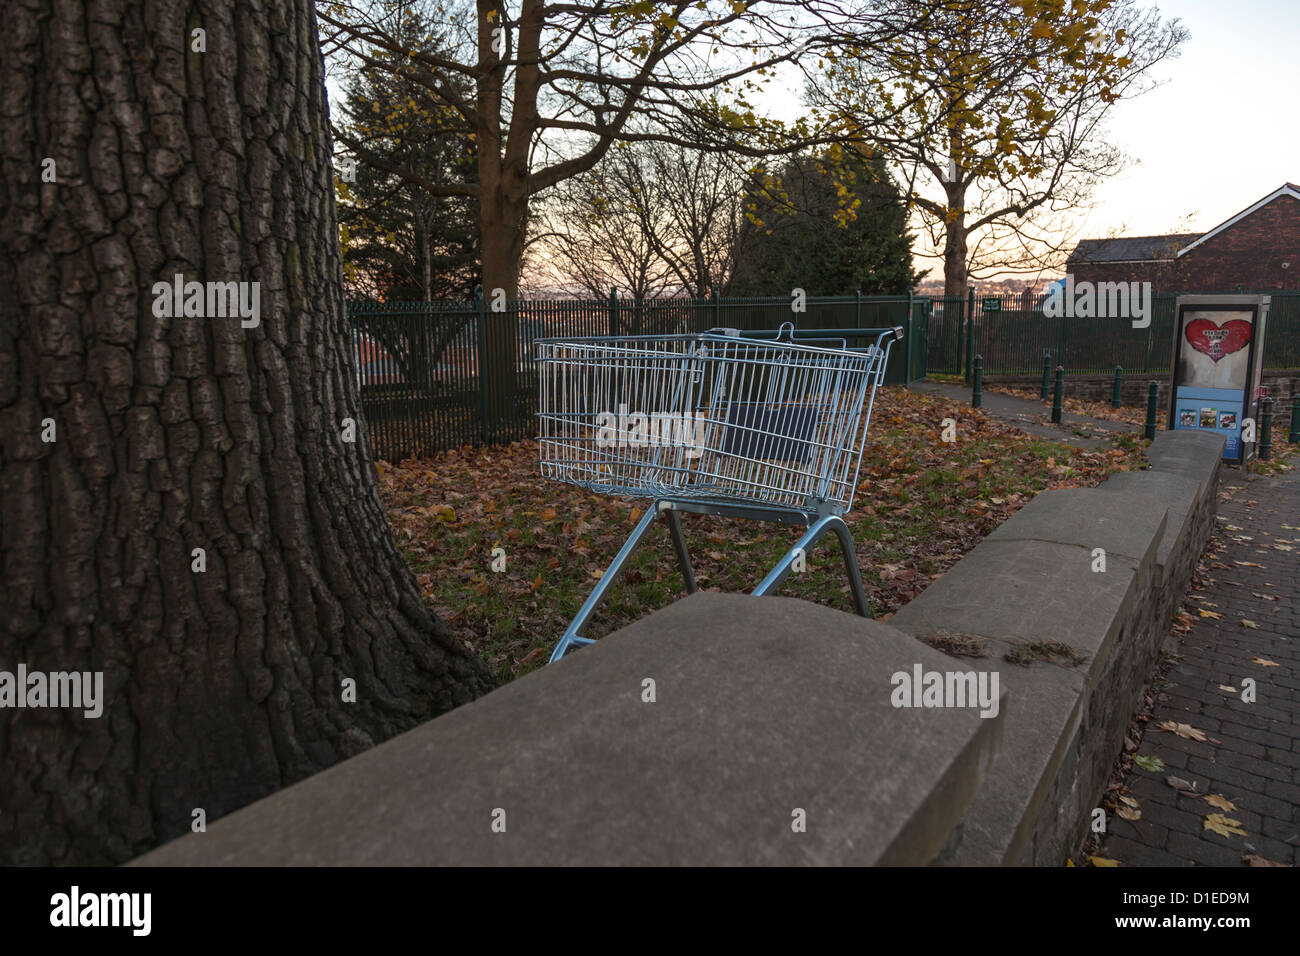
[1144,382,1158,441]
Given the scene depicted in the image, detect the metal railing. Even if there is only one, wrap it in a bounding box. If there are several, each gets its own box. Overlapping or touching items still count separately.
[348,289,919,461]
[925,289,1300,377]
[348,286,1298,461]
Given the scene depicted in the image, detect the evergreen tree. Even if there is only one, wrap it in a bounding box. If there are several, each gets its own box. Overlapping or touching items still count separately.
[730,149,925,297]
[334,13,478,302]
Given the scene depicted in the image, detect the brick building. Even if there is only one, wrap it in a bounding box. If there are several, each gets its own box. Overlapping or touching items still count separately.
[1067,183,1300,291]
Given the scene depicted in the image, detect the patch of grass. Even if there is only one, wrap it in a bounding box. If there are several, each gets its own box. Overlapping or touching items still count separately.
[1249,441,1297,477]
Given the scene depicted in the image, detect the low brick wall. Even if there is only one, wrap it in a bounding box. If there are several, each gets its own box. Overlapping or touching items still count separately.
[889,429,1225,864]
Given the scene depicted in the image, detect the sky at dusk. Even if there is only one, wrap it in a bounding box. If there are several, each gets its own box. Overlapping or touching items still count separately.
[1077,0,1299,240]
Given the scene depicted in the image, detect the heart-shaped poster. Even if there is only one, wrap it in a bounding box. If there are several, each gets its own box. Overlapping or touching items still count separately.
[1186,319,1251,363]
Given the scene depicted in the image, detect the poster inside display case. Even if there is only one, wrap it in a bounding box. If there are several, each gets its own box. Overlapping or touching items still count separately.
[1167,295,1269,465]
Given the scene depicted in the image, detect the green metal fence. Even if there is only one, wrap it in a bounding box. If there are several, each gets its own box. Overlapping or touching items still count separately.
[348,290,920,461]
[925,290,1300,377]
[348,287,1298,460]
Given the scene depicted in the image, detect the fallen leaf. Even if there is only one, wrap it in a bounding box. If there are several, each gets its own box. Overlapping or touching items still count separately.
[1251,657,1279,667]
[1240,619,1260,629]
[1134,754,1166,773]
[1204,794,1236,812]
[1218,684,1238,694]
[1197,609,1222,619]
[1242,854,1290,867]
[518,647,546,666]
[1233,561,1263,568]
[1119,795,1140,808]
[1115,805,1141,821]
[1089,856,1120,867]
[540,506,557,521]
[1157,720,1207,741]
[1203,813,1247,838]
[1166,776,1199,794]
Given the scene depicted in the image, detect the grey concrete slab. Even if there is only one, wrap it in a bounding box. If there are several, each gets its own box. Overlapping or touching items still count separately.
[1100,471,1201,570]
[889,538,1141,661]
[134,593,1005,867]
[1146,431,1224,491]
[985,486,1167,564]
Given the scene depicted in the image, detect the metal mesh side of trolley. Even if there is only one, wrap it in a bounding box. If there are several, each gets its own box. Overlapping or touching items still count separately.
[536,334,886,513]
[683,335,881,514]
[536,336,709,496]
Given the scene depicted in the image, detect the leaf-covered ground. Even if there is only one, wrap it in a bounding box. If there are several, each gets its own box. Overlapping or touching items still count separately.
[990,384,1296,476]
[991,384,1152,427]
[376,385,1146,682]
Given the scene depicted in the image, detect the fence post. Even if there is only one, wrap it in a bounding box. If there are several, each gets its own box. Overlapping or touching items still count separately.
[1112,365,1123,408]
[1057,310,1067,370]
[1041,354,1051,400]
[1259,397,1273,460]
[972,355,983,408]
[904,287,914,384]
[1051,365,1064,424]
[1290,396,1300,444]
[474,284,488,443]
[608,286,618,337]
[712,288,720,328]
[956,298,965,379]
[964,287,975,384]
[856,288,861,327]
[1144,382,1158,441]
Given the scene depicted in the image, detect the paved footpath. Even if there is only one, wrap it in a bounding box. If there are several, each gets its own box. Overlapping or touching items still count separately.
[1100,458,1300,866]
[909,380,1140,450]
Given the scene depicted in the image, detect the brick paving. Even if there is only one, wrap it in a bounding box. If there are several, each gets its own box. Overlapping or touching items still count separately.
[1100,459,1300,866]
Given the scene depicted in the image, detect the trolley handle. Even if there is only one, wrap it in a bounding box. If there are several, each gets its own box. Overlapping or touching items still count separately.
[704,325,902,354]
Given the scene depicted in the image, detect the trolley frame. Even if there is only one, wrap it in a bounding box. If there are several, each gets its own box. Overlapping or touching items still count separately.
[536,324,902,662]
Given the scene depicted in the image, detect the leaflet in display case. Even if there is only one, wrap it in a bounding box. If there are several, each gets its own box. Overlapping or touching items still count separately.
[1167,294,1269,465]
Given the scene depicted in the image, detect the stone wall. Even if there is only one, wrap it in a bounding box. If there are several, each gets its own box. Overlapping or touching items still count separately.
[135,594,1006,866]
[130,435,1224,868]
[889,429,1224,864]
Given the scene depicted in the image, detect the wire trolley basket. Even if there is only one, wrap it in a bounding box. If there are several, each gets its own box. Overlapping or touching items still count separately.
[536,322,903,661]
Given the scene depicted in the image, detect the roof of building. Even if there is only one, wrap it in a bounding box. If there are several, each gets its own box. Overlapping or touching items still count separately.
[1068,183,1300,265]
[1176,183,1300,257]
[1068,234,1199,264]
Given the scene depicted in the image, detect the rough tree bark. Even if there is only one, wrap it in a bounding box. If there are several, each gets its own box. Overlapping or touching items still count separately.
[0,0,495,865]
[942,177,970,302]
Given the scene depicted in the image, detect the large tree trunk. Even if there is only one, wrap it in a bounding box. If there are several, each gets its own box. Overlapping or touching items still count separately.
[0,0,494,865]
[942,182,970,302]
[476,183,526,442]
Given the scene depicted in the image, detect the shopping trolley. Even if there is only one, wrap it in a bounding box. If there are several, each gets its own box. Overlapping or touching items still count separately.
[536,322,902,661]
